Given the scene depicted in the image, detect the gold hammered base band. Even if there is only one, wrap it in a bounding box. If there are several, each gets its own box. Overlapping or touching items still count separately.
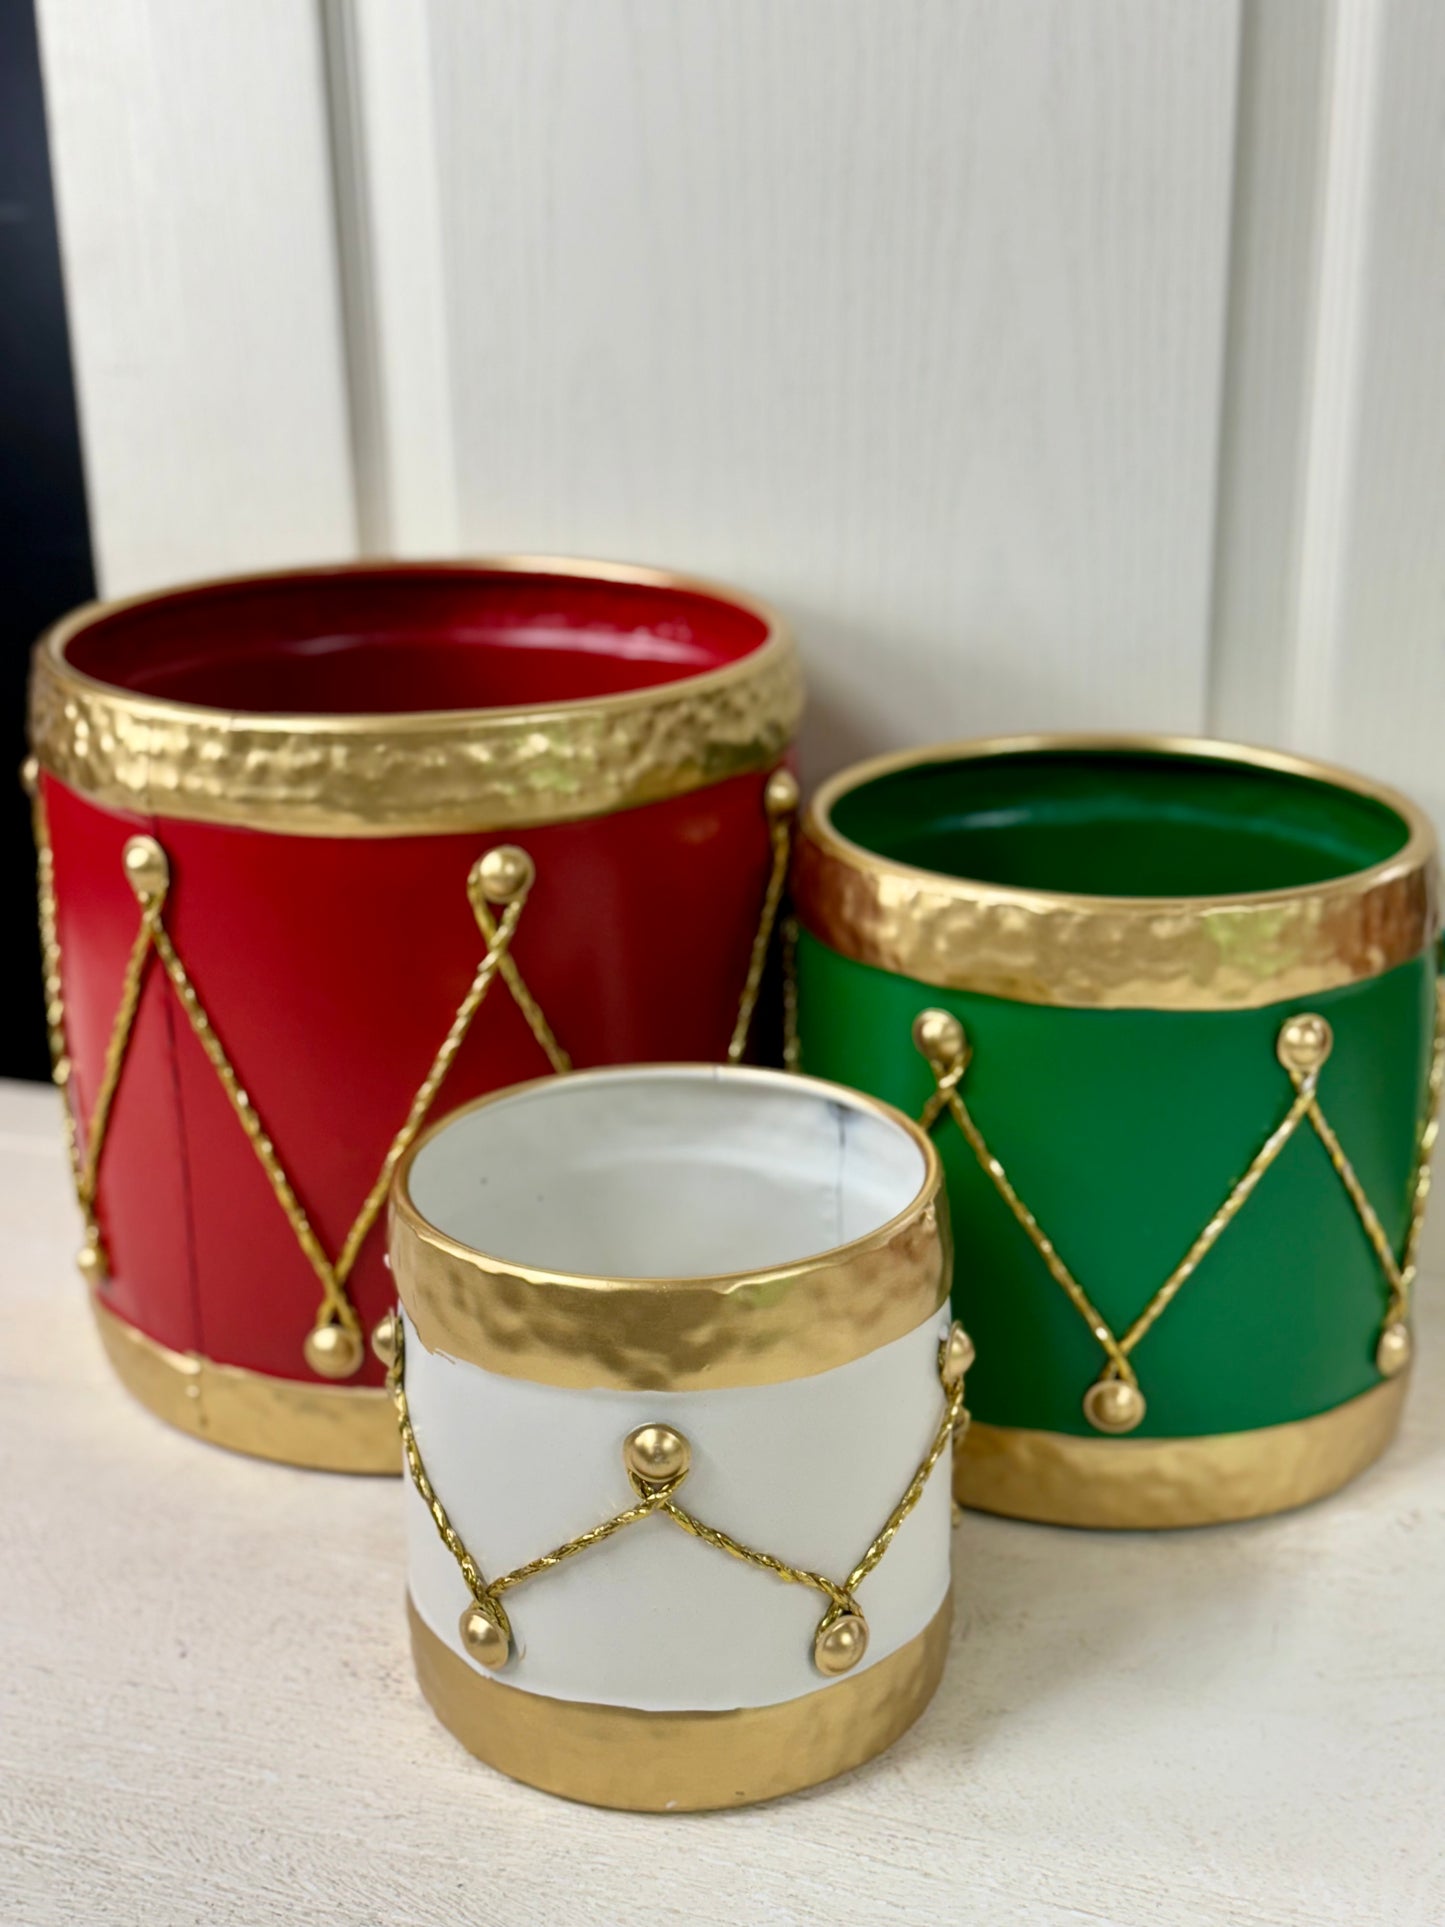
[954,1374,1408,1529]
[90,1291,398,1474]
[408,1591,952,1812]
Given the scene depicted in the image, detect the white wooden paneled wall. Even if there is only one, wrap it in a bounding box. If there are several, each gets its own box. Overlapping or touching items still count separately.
[35,0,357,592]
[35,0,1445,823]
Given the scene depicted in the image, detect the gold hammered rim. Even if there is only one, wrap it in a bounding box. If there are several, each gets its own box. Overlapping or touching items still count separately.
[30,556,800,835]
[797,732,1439,1009]
[390,1063,949,1390]
[953,1373,1407,1529]
[408,1589,951,1811]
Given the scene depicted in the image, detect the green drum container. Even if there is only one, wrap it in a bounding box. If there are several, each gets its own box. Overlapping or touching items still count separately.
[793,736,1443,1528]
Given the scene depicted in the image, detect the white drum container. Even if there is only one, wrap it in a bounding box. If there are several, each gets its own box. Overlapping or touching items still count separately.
[385,1064,970,1811]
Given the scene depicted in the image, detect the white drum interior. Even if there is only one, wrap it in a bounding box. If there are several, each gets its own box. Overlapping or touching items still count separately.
[406,1066,926,1278]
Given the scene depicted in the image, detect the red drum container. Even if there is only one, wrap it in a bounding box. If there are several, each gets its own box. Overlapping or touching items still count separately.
[26,560,802,1472]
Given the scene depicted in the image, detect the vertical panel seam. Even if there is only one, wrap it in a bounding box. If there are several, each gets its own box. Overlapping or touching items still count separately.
[1287,0,1386,756]
[318,0,387,554]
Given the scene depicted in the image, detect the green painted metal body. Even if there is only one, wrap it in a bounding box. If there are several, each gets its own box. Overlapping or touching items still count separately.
[798,936,1432,1437]
[797,745,1436,1440]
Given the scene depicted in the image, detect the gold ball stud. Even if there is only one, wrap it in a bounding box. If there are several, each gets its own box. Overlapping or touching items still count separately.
[1276,1013,1333,1077]
[941,1321,975,1387]
[764,767,800,818]
[813,1611,869,1676]
[370,1310,399,1369]
[303,1322,364,1381]
[1083,1377,1147,1435]
[76,1238,106,1287]
[1376,1320,1412,1379]
[912,1007,965,1071]
[19,755,39,799]
[459,1603,510,1669]
[122,835,169,903]
[474,844,535,905]
[622,1422,691,1489]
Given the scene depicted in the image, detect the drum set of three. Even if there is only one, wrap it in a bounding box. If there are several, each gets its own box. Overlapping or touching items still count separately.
[26,559,1443,1811]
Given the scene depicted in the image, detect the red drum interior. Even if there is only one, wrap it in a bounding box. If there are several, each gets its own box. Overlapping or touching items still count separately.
[60,565,772,714]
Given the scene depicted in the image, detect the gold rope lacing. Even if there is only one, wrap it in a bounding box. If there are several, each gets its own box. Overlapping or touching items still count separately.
[30,748,792,1294]
[388,1311,971,1676]
[780,915,802,1074]
[27,750,792,1372]
[727,768,799,1063]
[26,761,568,1381]
[913,986,1445,1435]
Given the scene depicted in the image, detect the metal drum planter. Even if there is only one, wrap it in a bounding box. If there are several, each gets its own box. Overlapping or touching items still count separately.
[26,559,802,1472]
[792,735,1442,1529]
[387,1065,968,1810]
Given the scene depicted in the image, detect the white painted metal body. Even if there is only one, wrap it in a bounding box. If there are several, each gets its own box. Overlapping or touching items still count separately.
[400,1066,951,1711]
[403,1312,952,1710]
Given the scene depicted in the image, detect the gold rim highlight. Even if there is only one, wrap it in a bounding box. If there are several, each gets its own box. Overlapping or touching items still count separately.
[30,557,802,837]
[389,1065,949,1390]
[796,734,1439,1011]
[954,1373,1407,1528]
[90,1291,398,1474]
[408,1590,951,1811]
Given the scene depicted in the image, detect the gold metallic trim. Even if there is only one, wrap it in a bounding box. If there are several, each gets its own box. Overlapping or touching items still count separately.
[28,758,126,1277]
[29,557,801,837]
[34,794,567,1380]
[727,767,799,1062]
[954,1373,1408,1529]
[392,1312,967,1673]
[89,1292,397,1474]
[390,1067,950,1390]
[407,1590,951,1811]
[796,734,1438,1010]
[781,914,801,1072]
[913,997,1444,1433]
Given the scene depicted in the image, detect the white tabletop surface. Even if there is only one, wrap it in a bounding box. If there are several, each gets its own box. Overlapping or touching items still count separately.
[2,1073,1443,1927]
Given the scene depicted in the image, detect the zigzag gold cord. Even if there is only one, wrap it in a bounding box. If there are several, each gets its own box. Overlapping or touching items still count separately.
[781,915,801,1075]
[1298,1101,1402,1290]
[78,911,159,1209]
[35,748,784,1298]
[487,1498,666,1601]
[841,1382,965,1596]
[494,945,571,1077]
[393,1315,510,1634]
[29,770,86,1229]
[390,1311,967,1671]
[25,778,568,1376]
[134,841,544,1361]
[1402,976,1445,1292]
[146,912,362,1332]
[917,1020,1139,1390]
[325,860,539,1296]
[914,991,1445,1433]
[1114,1084,1315,1361]
[471,857,570,1079]
[656,1499,855,1612]
[728,769,800,1064]
[27,765,155,1275]
[1285,978,1445,1334]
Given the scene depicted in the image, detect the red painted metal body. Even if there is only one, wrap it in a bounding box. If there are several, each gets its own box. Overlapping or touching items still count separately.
[39,564,793,1391]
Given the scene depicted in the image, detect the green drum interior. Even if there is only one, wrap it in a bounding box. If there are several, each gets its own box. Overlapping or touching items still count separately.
[828,746,1410,896]
[800,746,1433,1442]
